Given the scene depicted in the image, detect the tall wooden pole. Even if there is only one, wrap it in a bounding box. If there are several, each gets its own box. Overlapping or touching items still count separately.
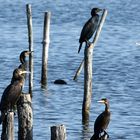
[26,4,33,96]
[82,9,108,123]
[41,12,51,86]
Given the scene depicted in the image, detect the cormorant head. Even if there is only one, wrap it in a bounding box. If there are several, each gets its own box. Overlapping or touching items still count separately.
[19,50,32,64]
[98,98,109,105]
[12,68,30,80]
[91,8,102,16]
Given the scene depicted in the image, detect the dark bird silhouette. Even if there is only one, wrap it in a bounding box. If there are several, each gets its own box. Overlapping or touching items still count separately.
[0,68,29,124]
[18,50,32,70]
[90,98,110,140]
[11,51,31,83]
[78,8,102,53]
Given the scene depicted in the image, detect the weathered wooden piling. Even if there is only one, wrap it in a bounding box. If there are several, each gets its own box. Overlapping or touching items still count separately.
[41,12,51,86]
[7,112,14,140]
[26,4,33,96]
[73,58,84,80]
[1,112,14,140]
[17,93,33,140]
[51,125,66,140]
[82,9,108,123]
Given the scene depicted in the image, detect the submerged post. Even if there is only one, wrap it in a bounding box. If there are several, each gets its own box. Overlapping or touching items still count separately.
[41,12,51,86]
[51,125,66,140]
[17,94,33,140]
[26,4,33,96]
[73,58,84,80]
[82,9,108,123]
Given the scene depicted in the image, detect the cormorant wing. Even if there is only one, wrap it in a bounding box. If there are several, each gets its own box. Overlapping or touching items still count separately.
[79,15,99,43]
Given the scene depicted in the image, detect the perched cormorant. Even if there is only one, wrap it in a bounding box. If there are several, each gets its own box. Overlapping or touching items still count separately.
[90,98,110,140]
[19,50,32,70]
[0,68,29,124]
[78,8,102,53]
[11,51,31,83]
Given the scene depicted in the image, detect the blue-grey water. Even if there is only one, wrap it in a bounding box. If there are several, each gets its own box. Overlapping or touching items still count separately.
[0,0,140,139]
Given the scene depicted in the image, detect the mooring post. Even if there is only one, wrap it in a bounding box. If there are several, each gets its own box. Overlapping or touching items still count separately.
[17,94,33,140]
[73,58,84,80]
[82,9,108,123]
[41,12,51,86]
[51,125,66,140]
[26,4,33,96]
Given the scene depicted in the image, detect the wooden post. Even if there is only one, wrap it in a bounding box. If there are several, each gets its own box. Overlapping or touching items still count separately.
[51,125,66,140]
[82,9,108,123]
[41,12,51,86]
[17,94,33,140]
[7,112,14,140]
[82,46,93,123]
[73,58,84,80]
[1,112,14,140]
[26,4,33,96]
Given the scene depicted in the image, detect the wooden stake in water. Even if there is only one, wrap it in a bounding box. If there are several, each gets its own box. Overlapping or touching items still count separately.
[7,112,14,140]
[41,12,51,86]
[26,4,33,96]
[17,94,33,140]
[73,58,84,80]
[82,9,108,123]
[1,112,14,140]
[51,125,66,140]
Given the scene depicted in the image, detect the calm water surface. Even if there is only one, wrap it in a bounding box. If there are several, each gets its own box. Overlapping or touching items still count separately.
[0,0,140,139]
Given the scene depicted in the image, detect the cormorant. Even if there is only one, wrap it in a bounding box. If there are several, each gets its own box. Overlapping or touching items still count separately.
[78,8,102,53]
[11,51,31,83]
[19,50,32,70]
[90,98,110,140]
[0,68,29,124]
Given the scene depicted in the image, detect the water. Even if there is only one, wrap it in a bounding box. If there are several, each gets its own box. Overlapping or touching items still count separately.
[0,0,140,139]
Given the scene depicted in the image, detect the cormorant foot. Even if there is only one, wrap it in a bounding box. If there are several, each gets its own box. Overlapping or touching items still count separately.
[85,40,91,47]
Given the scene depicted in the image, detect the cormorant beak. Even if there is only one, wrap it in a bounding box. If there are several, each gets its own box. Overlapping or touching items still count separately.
[20,71,31,74]
[97,8,102,13]
[97,100,105,103]
[27,51,33,55]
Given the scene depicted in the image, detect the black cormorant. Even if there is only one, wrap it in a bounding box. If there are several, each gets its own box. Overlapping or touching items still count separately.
[0,68,29,124]
[90,98,110,140]
[19,50,32,70]
[11,51,31,83]
[78,8,102,53]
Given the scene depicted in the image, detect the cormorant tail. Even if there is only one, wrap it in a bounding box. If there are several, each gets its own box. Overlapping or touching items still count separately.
[78,43,82,53]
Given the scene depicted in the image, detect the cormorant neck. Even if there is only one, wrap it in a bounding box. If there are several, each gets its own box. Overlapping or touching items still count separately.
[105,103,110,112]
[20,56,26,64]
[91,13,97,17]
[17,76,24,86]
